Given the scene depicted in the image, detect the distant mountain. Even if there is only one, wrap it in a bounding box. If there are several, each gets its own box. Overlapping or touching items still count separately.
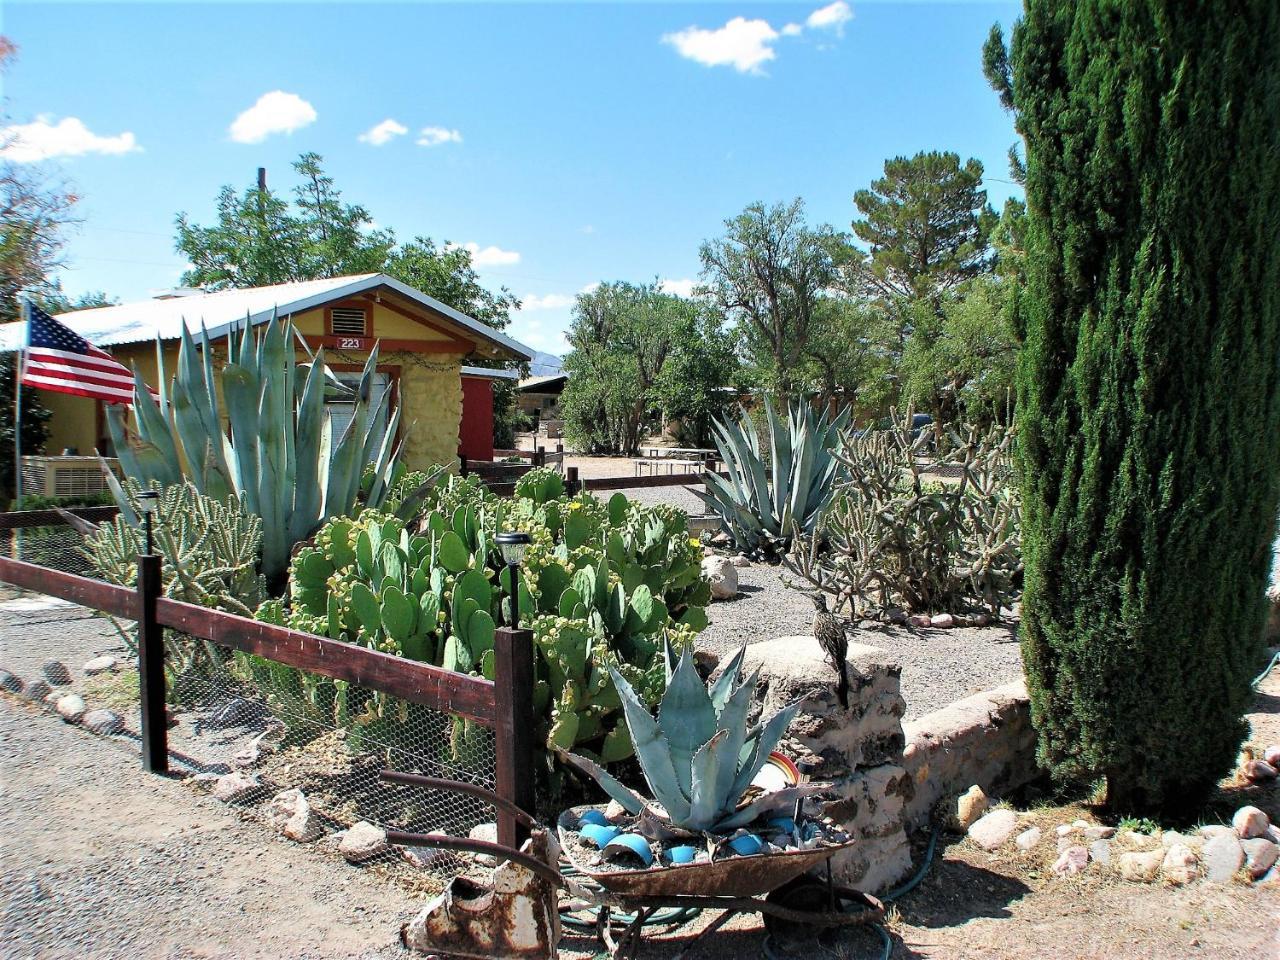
[528,351,563,376]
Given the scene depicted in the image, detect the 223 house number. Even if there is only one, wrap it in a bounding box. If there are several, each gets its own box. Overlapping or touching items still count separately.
[337,337,365,349]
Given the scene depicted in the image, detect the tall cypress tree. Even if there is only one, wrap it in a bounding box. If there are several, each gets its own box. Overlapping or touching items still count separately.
[985,2,1280,815]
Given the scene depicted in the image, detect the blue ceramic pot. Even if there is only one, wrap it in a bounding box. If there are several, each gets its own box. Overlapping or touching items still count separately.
[728,833,765,856]
[578,809,610,828]
[664,845,698,865]
[579,823,621,849]
[602,833,654,868]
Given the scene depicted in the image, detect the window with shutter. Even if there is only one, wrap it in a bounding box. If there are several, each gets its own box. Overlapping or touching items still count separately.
[330,307,368,336]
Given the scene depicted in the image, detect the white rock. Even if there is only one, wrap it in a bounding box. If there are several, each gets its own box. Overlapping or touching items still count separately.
[1055,824,1076,838]
[82,655,118,676]
[953,785,990,831]
[1202,831,1245,883]
[1232,805,1270,840]
[1241,838,1278,880]
[968,809,1019,851]
[1052,845,1089,876]
[1015,827,1042,851]
[1082,825,1116,841]
[55,694,85,723]
[604,800,628,823]
[1159,831,1186,848]
[929,613,955,629]
[266,789,321,843]
[1088,840,1111,865]
[729,554,752,568]
[469,822,499,866]
[908,614,932,628]
[81,708,124,735]
[1264,744,1280,767]
[212,772,260,804]
[700,556,739,601]
[339,821,389,862]
[1162,844,1198,885]
[1119,849,1164,882]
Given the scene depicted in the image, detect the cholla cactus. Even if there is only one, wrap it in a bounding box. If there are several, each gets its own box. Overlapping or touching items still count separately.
[784,411,1021,617]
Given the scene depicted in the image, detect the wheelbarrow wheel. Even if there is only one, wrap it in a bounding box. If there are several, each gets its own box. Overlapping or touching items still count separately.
[762,876,831,945]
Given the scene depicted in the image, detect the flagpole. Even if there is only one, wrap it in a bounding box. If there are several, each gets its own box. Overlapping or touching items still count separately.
[13,301,26,508]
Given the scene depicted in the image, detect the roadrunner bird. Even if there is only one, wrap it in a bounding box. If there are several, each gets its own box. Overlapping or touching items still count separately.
[810,593,850,708]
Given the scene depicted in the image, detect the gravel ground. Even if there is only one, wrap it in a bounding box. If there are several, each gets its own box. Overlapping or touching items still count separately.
[696,561,1024,720]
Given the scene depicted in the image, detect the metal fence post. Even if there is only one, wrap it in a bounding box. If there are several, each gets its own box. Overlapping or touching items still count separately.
[492,624,536,849]
[137,552,168,773]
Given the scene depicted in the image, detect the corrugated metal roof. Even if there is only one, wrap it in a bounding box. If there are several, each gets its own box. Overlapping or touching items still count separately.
[461,365,520,380]
[0,273,533,362]
[518,373,569,391]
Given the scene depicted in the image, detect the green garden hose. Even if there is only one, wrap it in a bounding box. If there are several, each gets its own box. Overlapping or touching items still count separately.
[1252,650,1279,690]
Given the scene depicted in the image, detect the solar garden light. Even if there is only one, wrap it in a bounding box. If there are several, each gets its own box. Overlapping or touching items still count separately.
[495,531,532,628]
[136,490,160,556]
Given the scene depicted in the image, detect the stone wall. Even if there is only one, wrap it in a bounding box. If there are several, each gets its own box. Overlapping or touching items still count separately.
[744,637,913,893]
[391,352,465,472]
[900,681,1039,832]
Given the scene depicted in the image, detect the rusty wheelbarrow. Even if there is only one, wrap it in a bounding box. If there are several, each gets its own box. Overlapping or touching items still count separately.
[380,771,884,960]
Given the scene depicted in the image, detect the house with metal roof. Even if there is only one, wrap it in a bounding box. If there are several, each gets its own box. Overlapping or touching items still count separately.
[0,273,533,472]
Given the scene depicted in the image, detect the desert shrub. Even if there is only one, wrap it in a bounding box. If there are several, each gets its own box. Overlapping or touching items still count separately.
[785,414,1020,617]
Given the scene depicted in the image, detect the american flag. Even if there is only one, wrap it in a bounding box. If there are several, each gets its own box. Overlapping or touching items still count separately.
[21,303,151,406]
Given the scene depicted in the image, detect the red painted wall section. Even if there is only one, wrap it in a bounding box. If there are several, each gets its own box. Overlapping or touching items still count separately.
[459,375,495,462]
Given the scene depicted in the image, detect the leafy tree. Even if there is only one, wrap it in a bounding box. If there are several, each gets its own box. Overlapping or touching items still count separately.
[561,283,726,454]
[652,308,739,447]
[987,1,1280,816]
[699,199,838,394]
[175,155,522,448]
[851,151,996,306]
[801,296,898,417]
[0,353,50,504]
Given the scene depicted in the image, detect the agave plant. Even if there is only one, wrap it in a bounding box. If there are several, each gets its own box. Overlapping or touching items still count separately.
[696,397,850,555]
[561,644,809,834]
[103,315,402,585]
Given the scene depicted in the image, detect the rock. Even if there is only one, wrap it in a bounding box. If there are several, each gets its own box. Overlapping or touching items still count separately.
[82,655,117,676]
[0,670,23,693]
[1160,831,1187,848]
[969,612,992,628]
[1161,844,1199,885]
[701,556,739,600]
[42,661,72,686]
[1015,827,1042,851]
[952,785,991,831]
[468,822,499,866]
[24,680,50,702]
[908,614,932,628]
[604,800,629,824]
[1082,825,1116,842]
[212,772,261,804]
[930,613,955,629]
[1119,849,1164,882]
[1241,838,1279,880]
[709,531,732,547]
[730,554,752,568]
[1232,806,1270,840]
[81,709,124,735]
[339,821,389,862]
[208,697,265,729]
[266,789,322,843]
[1264,744,1280,767]
[1202,831,1245,883]
[968,809,1019,851]
[401,840,459,871]
[1052,845,1089,876]
[1244,760,1278,783]
[1088,840,1111,865]
[1055,824,1076,838]
[1259,865,1280,887]
[188,773,221,793]
[885,607,909,626]
[1268,825,1280,846]
[54,694,85,723]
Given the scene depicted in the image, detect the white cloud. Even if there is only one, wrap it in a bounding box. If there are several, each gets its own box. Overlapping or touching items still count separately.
[659,278,698,298]
[662,17,780,74]
[229,91,316,144]
[510,314,571,356]
[806,1,853,33]
[0,116,140,163]
[449,241,520,267]
[781,23,804,37]
[358,118,407,146]
[579,282,601,295]
[417,126,463,147]
[522,293,576,311]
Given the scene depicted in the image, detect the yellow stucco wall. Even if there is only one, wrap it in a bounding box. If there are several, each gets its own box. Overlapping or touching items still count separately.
[37,331,467,473]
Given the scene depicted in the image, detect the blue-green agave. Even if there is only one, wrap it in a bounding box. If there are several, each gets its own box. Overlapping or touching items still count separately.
[562,644,806,834]
[103,314,402,584]
[696,397,850,554]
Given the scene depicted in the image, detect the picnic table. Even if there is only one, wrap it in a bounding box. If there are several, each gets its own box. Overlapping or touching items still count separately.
[632,457,706,477]
[639,445,716,460]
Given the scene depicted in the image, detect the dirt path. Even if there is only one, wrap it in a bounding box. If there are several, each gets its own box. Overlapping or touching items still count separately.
[0,699,420,960]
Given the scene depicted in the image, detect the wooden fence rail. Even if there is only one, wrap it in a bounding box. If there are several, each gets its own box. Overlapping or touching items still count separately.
[0,553,535,848]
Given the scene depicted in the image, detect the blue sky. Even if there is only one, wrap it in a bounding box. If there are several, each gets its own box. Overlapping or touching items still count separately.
[3,1,1023,357]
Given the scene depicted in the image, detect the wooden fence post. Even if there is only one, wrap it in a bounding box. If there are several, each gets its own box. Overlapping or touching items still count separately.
[565,466,580,497]
[534,447,546,468]
[137,553,168,774]
[492,625,536,849]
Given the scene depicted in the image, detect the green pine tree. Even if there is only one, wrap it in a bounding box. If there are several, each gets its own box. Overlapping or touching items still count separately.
[986,1,1280,815]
